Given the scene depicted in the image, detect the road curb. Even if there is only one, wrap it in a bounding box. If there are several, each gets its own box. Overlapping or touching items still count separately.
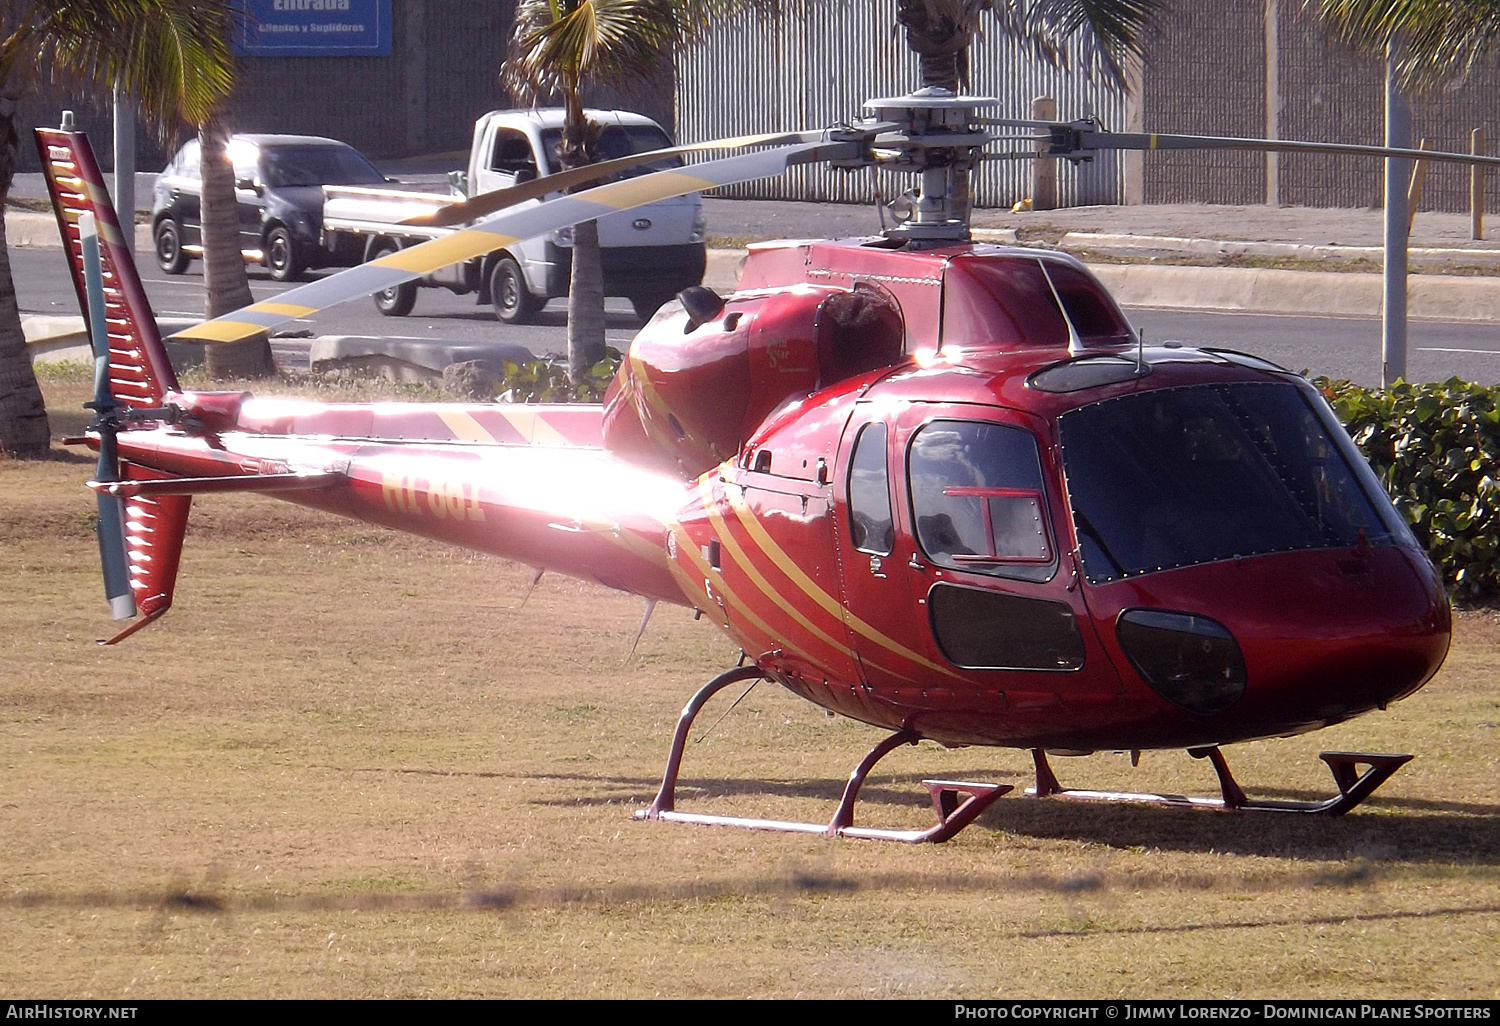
[1087,263,1500,322]
[5,208,151,250]
[14,208,1500,324]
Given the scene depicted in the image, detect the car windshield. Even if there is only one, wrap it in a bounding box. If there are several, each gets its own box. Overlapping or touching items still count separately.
[259,145,386,187]
[1058,382,1402,584]
[540,125,682,178]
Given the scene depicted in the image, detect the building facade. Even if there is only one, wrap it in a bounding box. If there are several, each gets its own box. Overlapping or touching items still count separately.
[19,0,1500,214]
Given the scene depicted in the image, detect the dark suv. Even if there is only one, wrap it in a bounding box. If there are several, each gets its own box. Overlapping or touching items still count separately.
[151,134,387,282]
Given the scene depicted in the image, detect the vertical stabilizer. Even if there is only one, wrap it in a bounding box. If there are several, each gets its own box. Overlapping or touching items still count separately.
[35,124,179,406]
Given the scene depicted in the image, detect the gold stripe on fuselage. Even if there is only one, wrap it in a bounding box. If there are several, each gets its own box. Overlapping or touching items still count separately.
[668,517,846,681]
[494,408,571,447]
[704,498,922,685]
[722,484,968,683]
[436,409,499,444]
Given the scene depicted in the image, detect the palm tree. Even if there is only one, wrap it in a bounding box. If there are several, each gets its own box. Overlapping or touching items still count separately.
[504,1,783,383]
[1317,0,1500,87]
[0,0,239,457]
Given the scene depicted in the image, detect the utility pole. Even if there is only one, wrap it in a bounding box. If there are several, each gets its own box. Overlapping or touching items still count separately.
[112,85,135,254]
[1382,45,1410,388]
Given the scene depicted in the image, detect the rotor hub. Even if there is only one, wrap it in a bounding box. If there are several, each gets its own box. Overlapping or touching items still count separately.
[863,88,998,242]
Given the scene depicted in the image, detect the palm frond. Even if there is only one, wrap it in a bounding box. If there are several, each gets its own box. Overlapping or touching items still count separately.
[993,0,1163,85]
[9,0,237,132]
[1315,0,1500,88]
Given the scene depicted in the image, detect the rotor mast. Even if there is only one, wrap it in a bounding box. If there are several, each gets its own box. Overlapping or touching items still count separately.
[865,88,998,243]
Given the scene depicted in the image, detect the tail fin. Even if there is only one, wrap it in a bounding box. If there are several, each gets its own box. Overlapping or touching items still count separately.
[108,466,193,645]
[42,122,191,643]
[35,122,179,407]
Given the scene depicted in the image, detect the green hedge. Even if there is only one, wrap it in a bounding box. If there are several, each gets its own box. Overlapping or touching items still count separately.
[1316,376,1500,602]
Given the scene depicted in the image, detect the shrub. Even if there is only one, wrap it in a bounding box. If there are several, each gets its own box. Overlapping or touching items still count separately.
[494,348,622,404]
[1315,376,1500,602]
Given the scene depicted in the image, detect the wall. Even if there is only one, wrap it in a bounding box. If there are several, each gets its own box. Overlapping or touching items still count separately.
[14,1,672,174]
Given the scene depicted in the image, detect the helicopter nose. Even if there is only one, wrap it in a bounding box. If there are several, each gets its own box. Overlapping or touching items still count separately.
[1088,543,1450,743]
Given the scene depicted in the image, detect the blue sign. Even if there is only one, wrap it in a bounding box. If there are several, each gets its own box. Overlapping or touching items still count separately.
[235,0,392,58]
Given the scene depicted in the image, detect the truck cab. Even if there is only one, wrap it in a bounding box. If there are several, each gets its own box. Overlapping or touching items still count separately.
[320,108,709,324]
[466,109,708,322]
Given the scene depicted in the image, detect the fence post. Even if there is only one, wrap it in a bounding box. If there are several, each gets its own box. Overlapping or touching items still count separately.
[1407,139,1429,234]
[1475,128,1486,241]
[1031,96,1057,211]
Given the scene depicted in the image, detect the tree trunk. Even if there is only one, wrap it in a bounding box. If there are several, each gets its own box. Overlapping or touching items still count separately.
[199,123,275,379]
[0,99,52,457]
[566,218,606,381]
[558,83,606,384]
[895,0,976,94]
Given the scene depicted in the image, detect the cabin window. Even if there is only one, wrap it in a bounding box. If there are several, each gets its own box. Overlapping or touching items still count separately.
[942,258,1134,350]
[174,140,201,178]
[928,584,1084,670]
[847,422,894,555]
[908,420,1054,578]
[539,125,682,179]
[491,130,538,177]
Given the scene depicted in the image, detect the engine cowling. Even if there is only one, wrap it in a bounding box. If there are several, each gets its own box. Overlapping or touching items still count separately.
[601,283,905,478]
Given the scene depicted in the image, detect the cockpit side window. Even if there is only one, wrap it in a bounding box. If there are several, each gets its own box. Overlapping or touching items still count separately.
[908,420,1054,579]
[847,422,894,555]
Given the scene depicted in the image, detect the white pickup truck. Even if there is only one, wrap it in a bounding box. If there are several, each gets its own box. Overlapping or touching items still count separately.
[320,108,708,323]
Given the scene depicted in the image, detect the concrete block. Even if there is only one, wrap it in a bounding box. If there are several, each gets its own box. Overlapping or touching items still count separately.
[309,335,536,384]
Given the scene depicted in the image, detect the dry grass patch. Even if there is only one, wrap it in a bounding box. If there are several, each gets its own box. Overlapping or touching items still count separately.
[2,379,1497,998]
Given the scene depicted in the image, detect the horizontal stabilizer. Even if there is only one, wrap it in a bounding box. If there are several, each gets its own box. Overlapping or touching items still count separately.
[88,471,343,498]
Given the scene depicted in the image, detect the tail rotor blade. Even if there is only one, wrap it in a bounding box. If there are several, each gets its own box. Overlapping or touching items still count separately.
[173,137,862,346]
[80,212,137,621]
[94,439,135,621]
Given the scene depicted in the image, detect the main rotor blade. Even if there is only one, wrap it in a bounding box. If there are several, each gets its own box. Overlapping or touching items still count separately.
[406,129,842,228]
[1081,130,1500,167]
[998,120,1500,168]
[173,138,861,345]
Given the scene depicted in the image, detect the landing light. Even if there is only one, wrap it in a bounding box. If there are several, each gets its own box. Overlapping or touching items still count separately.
[1116,609,1246,716]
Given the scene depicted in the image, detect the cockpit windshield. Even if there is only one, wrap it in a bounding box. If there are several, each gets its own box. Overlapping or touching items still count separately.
[1059,382,1406,584]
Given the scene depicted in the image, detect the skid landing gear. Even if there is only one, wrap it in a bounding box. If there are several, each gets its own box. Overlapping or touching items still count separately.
[1028,746,1412,815]
[635,667,1012,843]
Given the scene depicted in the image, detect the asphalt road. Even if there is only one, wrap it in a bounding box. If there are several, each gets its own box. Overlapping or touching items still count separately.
[12,243,1500,388]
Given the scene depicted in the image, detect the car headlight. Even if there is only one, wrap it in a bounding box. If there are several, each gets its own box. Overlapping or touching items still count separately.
[550,226,573,246]
[1116,609,1246,715]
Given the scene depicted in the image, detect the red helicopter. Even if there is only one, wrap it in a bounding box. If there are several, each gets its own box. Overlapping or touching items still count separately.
[38,89,1473,844]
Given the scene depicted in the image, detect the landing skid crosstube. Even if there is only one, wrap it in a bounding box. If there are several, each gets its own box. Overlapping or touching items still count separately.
[636,668,1413,843]
[1030,746,1413,817]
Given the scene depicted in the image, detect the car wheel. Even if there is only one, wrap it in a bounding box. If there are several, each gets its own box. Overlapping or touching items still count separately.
[490,256,540,325]
[631,293,675,323]
[265,225,304,282]
[154,218,189,275]
[370,243,418,317]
